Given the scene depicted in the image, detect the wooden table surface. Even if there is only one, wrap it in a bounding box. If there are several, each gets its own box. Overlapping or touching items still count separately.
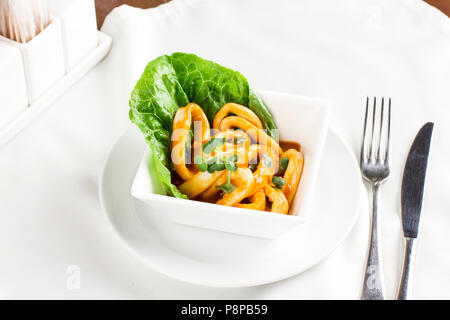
[95,0,449,28]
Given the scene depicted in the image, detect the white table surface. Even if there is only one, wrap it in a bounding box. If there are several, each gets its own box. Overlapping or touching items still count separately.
[1,0,449,299]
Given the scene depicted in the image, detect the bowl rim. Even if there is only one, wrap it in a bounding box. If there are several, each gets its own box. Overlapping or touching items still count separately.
[131,183,307,223]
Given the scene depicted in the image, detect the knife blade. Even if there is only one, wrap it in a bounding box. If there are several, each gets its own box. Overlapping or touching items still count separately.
[401,122,433,238]
[397,122,433,299]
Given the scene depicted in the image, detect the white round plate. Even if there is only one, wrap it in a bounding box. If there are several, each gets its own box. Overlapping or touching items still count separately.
[99,126,363,287]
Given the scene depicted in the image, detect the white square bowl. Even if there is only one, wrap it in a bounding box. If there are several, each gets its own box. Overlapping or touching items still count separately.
[131,90,331,239]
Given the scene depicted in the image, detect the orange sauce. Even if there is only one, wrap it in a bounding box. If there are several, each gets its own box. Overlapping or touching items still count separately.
[279,140,301,152]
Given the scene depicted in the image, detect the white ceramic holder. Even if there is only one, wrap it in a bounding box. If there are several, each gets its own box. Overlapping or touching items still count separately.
[0,31,111,148]
[0,17,65,105]
[0,42,28,130]
[48,0,98,72]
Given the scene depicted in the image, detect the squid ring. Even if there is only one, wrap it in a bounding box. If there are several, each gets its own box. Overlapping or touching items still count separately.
[281,149,304,207]
[208,130,250,166]
[264,185,289,214]
[235,189,266,211]
[219,116,282,156]
[247,144,279,197]
[172,103,210,180]
[199,172,228,201]
[216,168,255,206]
[213,103,263,130]
[248,144,279,175]
[179,170,226,199]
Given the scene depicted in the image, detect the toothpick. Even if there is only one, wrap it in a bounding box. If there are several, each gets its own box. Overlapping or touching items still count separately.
[0,0,50,43]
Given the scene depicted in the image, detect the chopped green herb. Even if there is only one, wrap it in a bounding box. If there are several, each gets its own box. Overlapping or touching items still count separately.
[207,156,221,165]
[280,157,289,171]
[272,176,286,189]
[214,163,226,171]
[225,162,238,172]
[203,137,226,154]
[216,171,235,193]
[216,183,236,193]
[207,162,225,173]
[223,154,238,172]
[215,164,236,193]
[263,153,272,168]
[194,155,208,172]
[205,154,229,173]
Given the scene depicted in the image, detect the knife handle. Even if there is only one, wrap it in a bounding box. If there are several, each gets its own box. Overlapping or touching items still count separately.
[397,237,416,300]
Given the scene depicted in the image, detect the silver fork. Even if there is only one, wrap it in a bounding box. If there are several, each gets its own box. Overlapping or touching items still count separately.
[360,97,391,300]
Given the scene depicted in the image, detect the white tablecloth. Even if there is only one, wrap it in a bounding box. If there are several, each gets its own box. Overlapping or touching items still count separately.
[1,0,449,299]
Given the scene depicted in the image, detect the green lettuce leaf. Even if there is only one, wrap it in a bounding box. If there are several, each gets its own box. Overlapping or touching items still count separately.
[129,53,277,198]
[170,53,249,122]
[249,89,279,141]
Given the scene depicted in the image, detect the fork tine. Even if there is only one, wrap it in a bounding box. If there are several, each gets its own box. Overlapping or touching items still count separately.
[368,97,377,161]
[361,97,369,163]
[377,98,385,162]
[385,98,391,163]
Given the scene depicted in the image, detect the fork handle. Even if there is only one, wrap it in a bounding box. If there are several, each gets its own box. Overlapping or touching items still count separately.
[361,184,385,300]
[396,237,416,300]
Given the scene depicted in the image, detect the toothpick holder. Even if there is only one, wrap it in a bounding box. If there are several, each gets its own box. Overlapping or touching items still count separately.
[0,42,28,130]
[48,0,98,72]
[0,17,65,105]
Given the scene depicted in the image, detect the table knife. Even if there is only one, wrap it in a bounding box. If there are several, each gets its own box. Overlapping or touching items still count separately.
[397,122,434,300]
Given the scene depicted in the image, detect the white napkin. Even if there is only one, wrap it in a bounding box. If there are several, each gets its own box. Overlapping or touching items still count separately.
[0,0,449,299]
